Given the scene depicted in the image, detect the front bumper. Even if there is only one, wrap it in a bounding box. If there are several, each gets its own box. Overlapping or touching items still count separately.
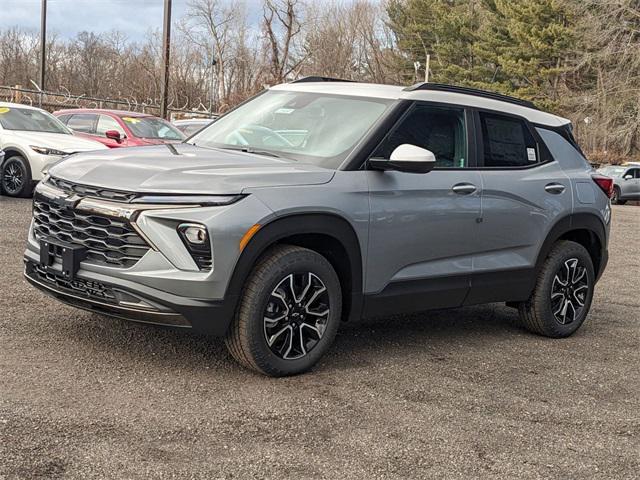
[24,259,237,336]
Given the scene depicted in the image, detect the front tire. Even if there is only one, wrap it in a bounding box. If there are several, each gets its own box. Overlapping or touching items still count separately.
[1,155,33,197]
[518,241,595,338]
[225,244,342,376]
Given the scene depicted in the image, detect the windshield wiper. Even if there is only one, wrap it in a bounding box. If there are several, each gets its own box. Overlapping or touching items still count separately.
[220,146,281,158]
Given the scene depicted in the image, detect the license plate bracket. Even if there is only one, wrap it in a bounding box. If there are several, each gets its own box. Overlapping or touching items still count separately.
[40,238,87,280]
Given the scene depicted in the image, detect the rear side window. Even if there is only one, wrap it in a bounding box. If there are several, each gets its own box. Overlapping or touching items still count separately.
[479,112,537,167]
[67,114,97,134]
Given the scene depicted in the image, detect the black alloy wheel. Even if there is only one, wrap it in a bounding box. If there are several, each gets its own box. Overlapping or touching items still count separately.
[550,258,590,325]
[1,156,32,197]
[225,244,342,377]
[263,272,331,360]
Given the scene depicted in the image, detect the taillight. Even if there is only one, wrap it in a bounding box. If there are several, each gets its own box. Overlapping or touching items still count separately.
[592,174,614,198]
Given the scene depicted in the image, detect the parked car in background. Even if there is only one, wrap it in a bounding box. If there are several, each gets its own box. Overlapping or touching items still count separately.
[0,102,107,197]
[173,118,214,137]
[597,164,640,204]
[53,109,185,148]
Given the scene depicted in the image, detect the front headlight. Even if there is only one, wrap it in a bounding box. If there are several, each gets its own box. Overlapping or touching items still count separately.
[30,146,68,156]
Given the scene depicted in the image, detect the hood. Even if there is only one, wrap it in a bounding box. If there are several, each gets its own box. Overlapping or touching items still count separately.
[11,131,108,152]
[48,143,335,194]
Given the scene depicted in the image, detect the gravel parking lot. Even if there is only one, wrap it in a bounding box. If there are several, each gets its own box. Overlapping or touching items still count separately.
[1,196,638,479]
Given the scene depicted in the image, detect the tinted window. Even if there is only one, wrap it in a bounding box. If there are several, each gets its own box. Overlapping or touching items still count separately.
[67,114,97,134]
[96,115,125,136]
[372,104,467,168]
[480,113,537,167]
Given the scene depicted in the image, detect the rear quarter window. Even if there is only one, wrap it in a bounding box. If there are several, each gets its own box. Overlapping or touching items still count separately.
[536,127,590,170]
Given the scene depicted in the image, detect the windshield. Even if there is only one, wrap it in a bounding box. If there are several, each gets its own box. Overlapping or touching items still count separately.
[190,90,394,168]
[601,166,626,176]
[0,106,71,134]
[120,116,185,140]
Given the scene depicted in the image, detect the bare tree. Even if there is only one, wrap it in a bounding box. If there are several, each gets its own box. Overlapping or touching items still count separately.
[262,0,305,84]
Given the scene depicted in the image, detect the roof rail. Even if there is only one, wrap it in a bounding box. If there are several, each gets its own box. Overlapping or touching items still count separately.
[404,82,538,110]
[291,76,355,84]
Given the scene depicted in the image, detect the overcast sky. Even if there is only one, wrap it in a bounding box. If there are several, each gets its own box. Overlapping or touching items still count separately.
[4,0,266,42]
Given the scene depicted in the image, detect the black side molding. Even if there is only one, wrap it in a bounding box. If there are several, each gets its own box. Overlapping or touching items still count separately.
[362,275,470,318]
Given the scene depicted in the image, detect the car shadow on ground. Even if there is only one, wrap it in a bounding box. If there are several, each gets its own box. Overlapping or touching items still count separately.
[48,302,529,375]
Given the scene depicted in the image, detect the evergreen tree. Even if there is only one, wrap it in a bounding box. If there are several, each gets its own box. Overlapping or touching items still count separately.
[387,0,489,85]
[474,0,578,109]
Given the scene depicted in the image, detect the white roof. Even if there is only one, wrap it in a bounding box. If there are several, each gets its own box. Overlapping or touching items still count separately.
[271,81,570,127]
[0,101,46,112]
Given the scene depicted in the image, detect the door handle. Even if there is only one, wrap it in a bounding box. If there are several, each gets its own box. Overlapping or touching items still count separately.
[452,183,477,195]
[545,183,566,194]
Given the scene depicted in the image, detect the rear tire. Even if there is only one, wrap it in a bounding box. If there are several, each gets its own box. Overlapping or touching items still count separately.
[518,241,595,338]
[611,187,626,205]
[1,155,33,197]
[225,244,342,376]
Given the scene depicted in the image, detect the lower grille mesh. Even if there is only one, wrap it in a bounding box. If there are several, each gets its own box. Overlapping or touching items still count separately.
[30,263,117,302]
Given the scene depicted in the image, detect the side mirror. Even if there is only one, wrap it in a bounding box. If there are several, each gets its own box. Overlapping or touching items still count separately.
[623,174,633,180]
[369,144,437,174]
[105,130,122,143]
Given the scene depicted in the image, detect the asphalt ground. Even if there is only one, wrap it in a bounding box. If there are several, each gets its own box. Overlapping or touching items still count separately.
[1,196,638,479]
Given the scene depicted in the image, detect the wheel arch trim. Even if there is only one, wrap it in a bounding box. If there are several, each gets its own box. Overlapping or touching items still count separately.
[224,212,364,324]
[1,146,30,165]
[535,212,607,279]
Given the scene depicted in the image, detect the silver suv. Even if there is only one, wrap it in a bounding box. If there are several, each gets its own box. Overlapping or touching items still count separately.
[597,164,640,204]
[24,78,612,376]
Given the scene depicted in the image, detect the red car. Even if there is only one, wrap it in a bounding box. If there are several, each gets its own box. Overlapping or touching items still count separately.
[53,109,185,148]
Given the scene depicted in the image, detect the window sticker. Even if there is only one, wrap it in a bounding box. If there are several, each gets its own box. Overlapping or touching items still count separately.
[527,147,537,162]
[0,107,10,114]
[122,117,141,124]
[275,108,295,115]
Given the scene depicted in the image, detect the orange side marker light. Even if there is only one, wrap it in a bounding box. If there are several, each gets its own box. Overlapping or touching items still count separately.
[239,224,261,252]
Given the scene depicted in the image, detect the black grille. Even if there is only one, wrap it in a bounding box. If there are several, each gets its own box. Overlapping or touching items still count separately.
[47,176,138,202]
[29,263,117,302]
[33,197,150,268]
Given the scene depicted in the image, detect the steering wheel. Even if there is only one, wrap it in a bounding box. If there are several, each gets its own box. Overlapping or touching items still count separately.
[226,125,293,148]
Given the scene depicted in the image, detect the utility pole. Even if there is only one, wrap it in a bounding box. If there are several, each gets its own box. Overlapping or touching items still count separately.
[425,54,430,83]
[209,55,217,115]
[159,0,172,119]
[39,0,47,107]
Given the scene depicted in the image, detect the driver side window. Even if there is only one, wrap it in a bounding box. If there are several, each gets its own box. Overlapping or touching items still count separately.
[372,104,468,168]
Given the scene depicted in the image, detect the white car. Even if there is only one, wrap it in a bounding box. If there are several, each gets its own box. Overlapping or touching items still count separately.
[0,102,107,197]
[172,118,214,137]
